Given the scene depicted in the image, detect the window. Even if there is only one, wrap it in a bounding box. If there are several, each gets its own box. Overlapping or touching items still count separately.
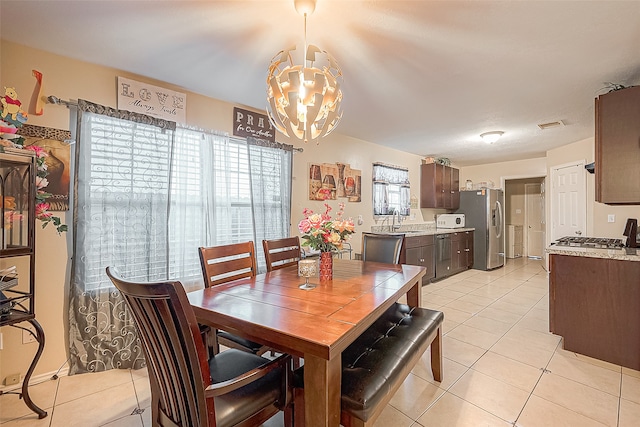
[74,109,292,291]
[372,163,410,216]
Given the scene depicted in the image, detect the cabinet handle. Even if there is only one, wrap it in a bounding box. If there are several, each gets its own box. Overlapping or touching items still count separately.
[465,249,470,252]
[457,250,461,254]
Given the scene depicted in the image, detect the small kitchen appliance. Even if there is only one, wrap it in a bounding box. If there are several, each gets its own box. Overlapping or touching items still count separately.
[623,218,638,248]
[436,214,465,229]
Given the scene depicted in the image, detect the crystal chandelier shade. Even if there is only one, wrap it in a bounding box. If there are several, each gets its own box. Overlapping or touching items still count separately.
[266,3,343,143]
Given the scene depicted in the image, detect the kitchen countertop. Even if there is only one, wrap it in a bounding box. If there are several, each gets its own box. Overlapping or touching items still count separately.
[371,228,475,237]
[546,245,640,262]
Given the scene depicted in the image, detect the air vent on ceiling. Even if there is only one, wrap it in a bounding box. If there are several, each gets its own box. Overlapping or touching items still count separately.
[538,120,565,130]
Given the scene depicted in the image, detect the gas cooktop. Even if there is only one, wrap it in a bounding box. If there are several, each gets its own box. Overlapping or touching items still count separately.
[554,236,624,249]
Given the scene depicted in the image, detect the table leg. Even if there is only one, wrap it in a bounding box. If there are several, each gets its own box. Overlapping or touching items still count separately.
[303,353,341,427]
[21,319,48,419]
[406,278,422,307]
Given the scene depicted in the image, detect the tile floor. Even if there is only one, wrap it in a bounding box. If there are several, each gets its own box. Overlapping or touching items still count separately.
[2,257,640,426]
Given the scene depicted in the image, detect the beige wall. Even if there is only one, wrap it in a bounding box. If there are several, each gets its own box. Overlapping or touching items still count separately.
[460,157,547,188]
[546,137,640,240]
[0,40,429,381]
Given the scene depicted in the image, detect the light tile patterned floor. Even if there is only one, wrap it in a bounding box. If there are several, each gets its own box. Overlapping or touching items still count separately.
[2,257,640,426]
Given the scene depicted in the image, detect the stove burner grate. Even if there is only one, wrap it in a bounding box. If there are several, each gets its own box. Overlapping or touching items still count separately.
[555,236,624,249]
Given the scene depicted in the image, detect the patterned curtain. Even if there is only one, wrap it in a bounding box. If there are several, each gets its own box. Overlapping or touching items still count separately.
[68,101,176,373]
[68,101,293,374]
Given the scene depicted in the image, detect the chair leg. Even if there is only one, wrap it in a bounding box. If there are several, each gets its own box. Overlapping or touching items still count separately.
[208,329,220,356]
[430,326,443,382]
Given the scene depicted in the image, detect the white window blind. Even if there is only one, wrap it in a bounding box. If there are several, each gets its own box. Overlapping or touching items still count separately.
[75,112,291,292]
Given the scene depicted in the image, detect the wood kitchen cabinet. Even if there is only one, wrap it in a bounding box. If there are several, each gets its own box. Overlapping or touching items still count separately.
[403,234,435,284]
[420,163,460,209]
[549,254,640,370]
[451,231,473,273]
[595,85,640,204]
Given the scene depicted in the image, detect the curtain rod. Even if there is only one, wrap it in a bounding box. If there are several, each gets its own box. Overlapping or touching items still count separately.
[46,94,304,152]
[46,95,78,107]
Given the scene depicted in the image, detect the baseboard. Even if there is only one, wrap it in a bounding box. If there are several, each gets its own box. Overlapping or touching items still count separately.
[0,369,68,393]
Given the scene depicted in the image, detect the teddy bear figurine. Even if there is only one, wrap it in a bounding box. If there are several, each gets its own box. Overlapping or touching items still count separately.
[1,87,27,124]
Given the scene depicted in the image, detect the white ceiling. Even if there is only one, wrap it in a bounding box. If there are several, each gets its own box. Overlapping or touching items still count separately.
[2,0,640,166]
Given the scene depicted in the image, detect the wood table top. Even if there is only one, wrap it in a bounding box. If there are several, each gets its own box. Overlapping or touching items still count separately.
[188,259,426,360]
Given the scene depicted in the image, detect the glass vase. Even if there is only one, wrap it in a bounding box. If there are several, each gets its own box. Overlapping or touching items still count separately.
[319,252,333,281]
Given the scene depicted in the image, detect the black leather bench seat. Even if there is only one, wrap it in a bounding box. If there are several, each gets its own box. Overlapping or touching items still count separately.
[294,302,444,424]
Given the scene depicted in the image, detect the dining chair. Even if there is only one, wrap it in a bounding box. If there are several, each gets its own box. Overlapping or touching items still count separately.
[198,242,270,356]
[105,267,292,427]
[361,232,405,264]
[262,237,302,272]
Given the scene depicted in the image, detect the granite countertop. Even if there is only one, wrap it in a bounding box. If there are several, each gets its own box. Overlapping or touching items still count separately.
[546,245,640,262]
[370,227,475,237]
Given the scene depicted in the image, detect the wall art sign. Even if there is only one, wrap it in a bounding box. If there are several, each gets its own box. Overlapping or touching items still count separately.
[117,76,186,123]
[309,162,361,202]
[233,107,275,143]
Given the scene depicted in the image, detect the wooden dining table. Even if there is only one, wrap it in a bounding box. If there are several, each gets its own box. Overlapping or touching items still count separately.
[187,259,426,427]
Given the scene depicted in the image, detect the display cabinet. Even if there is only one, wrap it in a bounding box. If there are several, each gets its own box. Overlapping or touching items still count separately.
[0,147,47,419]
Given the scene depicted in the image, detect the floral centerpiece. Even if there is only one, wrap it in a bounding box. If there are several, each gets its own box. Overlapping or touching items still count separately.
[297,203,355,280]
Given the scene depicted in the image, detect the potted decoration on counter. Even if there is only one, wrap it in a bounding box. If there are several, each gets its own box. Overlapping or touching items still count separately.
[0,86,67,234]
[298,202,355,281]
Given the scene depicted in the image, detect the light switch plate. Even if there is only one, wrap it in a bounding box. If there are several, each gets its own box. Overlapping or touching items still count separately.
[608,214,615,223]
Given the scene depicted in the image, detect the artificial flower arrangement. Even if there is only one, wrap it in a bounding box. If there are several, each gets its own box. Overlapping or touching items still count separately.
[1,87,67,234]
[27,145,68,233]
[298,202,355,253]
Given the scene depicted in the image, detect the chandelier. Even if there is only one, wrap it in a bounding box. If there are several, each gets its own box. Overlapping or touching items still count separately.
[266,0,343,143]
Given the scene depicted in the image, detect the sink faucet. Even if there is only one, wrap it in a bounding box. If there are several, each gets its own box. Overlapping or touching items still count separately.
[392,210,402,231]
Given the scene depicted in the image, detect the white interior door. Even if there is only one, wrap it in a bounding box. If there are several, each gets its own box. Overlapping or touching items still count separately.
[551,162,586,241]
[525,183,544,257]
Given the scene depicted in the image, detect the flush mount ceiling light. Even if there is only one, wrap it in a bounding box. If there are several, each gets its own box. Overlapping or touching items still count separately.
[266,0,343,144]
[480,131,504,144]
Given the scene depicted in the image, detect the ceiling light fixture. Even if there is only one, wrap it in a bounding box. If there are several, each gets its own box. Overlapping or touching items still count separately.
[480,131,504,144]
[266,0,343,143]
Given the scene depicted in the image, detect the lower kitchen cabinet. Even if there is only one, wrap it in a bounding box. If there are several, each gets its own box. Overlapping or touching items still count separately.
[404,235,435,283]
[549,254,640,370]
[451,231,474,274]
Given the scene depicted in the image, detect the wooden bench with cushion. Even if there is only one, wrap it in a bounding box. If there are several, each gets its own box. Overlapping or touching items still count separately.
[293,302,444,426]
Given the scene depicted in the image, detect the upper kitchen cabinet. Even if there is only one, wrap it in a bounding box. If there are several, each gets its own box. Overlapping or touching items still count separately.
[595,85,640,204]
[420,163,460,209]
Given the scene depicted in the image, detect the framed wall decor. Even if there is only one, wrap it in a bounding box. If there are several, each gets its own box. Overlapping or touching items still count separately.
[309,162,361,202]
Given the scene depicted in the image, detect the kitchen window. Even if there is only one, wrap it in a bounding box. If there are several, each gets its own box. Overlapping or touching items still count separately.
[372,162,410,217]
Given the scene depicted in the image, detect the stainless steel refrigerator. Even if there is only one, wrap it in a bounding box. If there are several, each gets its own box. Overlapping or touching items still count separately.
[456,189,505,270]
